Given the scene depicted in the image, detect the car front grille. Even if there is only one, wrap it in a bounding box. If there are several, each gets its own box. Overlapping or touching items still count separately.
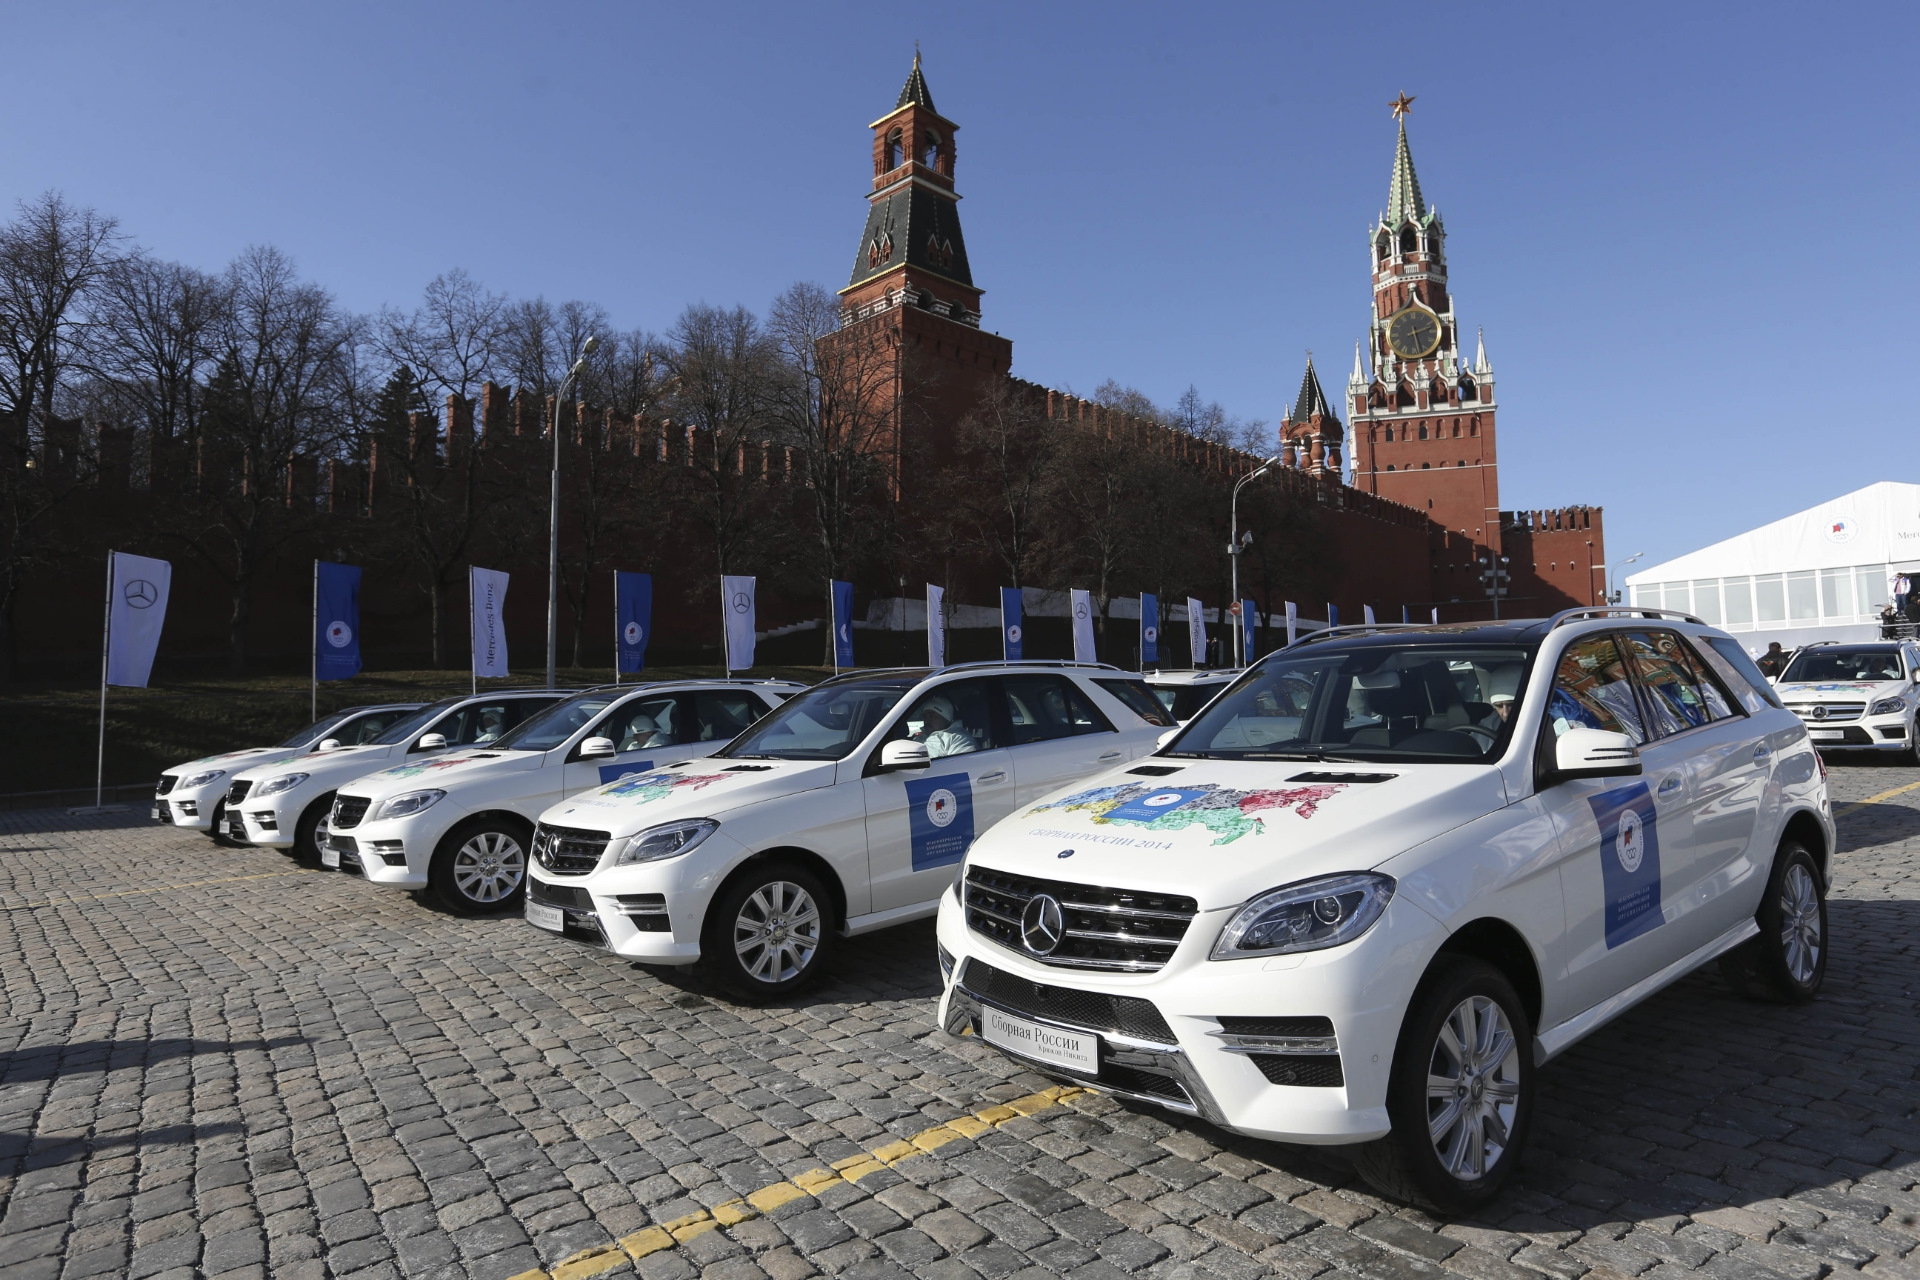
[964,866,1197,972]
[225,780,253,805]
[959,959,1176,1043]
[330,795,370,830]
[532,824,610,877]
[1787,702,1866,723]
[154,776,176,796]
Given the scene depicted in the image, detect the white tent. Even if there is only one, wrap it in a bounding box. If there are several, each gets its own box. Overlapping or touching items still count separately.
[1625,481,1920,650]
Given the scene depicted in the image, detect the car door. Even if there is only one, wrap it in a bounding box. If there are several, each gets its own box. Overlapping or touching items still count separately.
[1620,630,1768,941]
[559,693,688,796]
[1537,632,1703,1016]
[1001,674,1130,807]
[862,678,1017,913]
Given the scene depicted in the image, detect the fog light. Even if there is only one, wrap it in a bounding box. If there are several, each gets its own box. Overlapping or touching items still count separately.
[177,801,198,816]
[251,813,278,831]
[938,943,954,979]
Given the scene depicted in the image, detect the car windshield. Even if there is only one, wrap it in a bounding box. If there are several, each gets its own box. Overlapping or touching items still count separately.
[1153,682,1228,722]
[720,678,916,760]
[493,696,616,753]
[276,711,350,747]
[1780,646,1905,683]
[1165,643,1535,763]
[369,701,459,746]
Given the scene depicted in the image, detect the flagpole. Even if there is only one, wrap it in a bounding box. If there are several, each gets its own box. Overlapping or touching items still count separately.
[95,551,114,809]
[720,579,730,680]
[469,569,476,696]
[310,560,319,722]
[612,570,620,686]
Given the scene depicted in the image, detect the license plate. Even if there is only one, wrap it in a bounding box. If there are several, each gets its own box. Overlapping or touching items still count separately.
[980,1006,1099,1074]
[229,814,246,838]
[151,803,161,821]
[321,845,340,869]
[526,901,565,932]
[1810,729,1843,740]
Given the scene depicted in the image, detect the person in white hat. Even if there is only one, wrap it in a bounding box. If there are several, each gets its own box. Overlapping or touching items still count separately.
[911,693,979,758]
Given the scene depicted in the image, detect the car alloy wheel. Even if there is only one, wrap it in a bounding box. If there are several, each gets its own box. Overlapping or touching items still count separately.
[1778,863,1822,984]
[1720,840,1826,1002]
[452,831,525,907]
[732,880,822,985]
[1425,994,1523,1181]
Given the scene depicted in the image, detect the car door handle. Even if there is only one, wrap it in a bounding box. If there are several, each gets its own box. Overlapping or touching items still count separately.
[1098,751,1124,762]
[977,771,1007,784]
[1657,775,1682,795]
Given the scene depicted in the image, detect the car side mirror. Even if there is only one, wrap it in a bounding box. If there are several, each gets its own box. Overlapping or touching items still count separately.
[416,733,448,751]
[315,738,342,753]
[879,740,931,771]
[1157,728,1180,749]
[578,736,616,758]
[1551,727,1642,783]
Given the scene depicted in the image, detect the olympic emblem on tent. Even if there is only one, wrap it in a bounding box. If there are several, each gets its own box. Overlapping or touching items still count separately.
[123,580,158,609]
[731,592,751,613]
[325,621,353,648]
[1826,517,1856,544]
[1006,624,1022,644]
[623,621,643,646]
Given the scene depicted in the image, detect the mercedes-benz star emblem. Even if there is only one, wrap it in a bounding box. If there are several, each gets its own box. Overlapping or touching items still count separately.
[731,592,751,613]
[1021,893,1065,956]
[123,579,159,609]
[1810,705,1828,721]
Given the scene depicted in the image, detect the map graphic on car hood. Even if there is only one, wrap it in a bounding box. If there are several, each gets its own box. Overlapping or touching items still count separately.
[1027,779,1346,845]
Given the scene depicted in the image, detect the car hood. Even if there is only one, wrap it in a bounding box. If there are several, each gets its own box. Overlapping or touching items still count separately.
[541,758,838,836]
[341,750,540,798]
[964,760,1510,912]
[1775,680,1905,702]
[231,742,398,785]
[165,747,298,779]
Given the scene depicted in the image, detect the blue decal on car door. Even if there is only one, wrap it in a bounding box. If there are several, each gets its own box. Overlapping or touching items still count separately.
[600,759,653,784]
[905,774,975,870]
[1587,780,1662,948]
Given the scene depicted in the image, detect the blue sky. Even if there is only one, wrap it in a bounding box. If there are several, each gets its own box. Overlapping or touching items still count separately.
[3,2,1913,578]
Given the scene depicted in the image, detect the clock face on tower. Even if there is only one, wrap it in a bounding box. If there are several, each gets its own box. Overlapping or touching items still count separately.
[1386,308,1442,359]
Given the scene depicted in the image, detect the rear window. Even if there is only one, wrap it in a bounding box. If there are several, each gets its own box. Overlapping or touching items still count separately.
[1094,679,1175,727]
[1704,636,1784,710]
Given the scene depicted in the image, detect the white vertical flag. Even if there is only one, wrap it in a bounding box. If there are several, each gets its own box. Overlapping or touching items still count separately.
[722,575,757,671]
[1187,597,1207,666]
[1285,601,1298,647]
[1070,589,1096,663]
[1431,606,1440,624]
[927,584,946,668]
[470,566,511,679]
[106,552,171,687]
[1363,604,1376,629]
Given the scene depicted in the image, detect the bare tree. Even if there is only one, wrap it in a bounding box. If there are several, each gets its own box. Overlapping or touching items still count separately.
[380,269,506,403]
[942,380,1066,590]
[663,303,778,579]
[88,253,228,448]
[0,193,121,678]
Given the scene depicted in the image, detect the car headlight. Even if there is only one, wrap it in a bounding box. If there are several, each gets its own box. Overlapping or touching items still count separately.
[372,789,446,821]
[252,772,309,798]
[613,819,718,867]
[178,770,227,790]
[1871,695,1908,717]
[1210,872,1396,960]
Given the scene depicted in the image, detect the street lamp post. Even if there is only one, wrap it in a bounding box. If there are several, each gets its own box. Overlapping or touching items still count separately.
[1600,552,1644,607]
[547,336,600,690]
[1230,457,1278,667]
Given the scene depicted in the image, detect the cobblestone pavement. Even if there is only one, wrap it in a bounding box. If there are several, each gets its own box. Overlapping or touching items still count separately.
[2,763,1918,1280]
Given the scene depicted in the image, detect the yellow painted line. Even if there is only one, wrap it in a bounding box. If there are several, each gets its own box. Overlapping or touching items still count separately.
[517,1085,1090,1280]
[0,869,308,910]
[1837,777,1920,818]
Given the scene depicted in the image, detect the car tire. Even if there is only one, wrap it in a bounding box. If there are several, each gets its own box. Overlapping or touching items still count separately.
[1904,715,1920,766]
[292,797,334,861]
[1353,958,1534,1213]
[1719,840,1826,1003]
[205,799,230,844]
[696,861,835,1002]
[429,816,532,915]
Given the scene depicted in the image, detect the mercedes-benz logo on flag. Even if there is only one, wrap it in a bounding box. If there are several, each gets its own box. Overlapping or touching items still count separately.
[1021,893,1065,955]
[1074,601,1089,619]
[731,592,751,613]
[623,621,643,645]
[325,621,353,648]
[1006,624,1022,644]
[124,579,158,609]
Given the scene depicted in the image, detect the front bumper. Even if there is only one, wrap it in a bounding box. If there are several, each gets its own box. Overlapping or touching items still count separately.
[520,831,749,964]
[153,785,220,831]
[236,793,306,848]
[933,886,1444,1145]
[330,811,437,889]
[1799,711,1911,750]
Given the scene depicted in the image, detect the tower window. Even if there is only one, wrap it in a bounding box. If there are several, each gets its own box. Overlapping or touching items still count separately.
[1421,462,1430,469]
[1470,421,1479,437]
[1386,464,1395,471]
[922,130,941,169]
[1399,227,1418,255]
[1452,422,1460,438]
[1384,427,1393,441]
[885,129,902,170]
[1418,425,1428,440]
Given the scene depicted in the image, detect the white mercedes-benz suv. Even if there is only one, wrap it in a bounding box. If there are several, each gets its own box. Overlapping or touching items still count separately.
[1771,640,1920,762]
[936,611,1830,1212]
[326,680,802,914]
[524,662,1177,998]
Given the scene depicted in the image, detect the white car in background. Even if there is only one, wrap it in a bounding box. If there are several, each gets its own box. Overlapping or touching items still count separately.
[326,680,803,915]
[1771,640,1920,762]
[1143,670,1240,724]
[938,613,1830,1213]
[225,691,567,858]
[152,703,423,838]
[523,662,1176,998]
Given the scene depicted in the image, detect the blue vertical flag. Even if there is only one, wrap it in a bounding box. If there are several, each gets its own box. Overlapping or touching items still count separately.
[1240,599,1256,666]
[616,572,652,673]
[1327,603,1339,630]
[831,580,856,668]
[1000,587,1024,660]
[315,561,362,681]
[1140,593,1159,666]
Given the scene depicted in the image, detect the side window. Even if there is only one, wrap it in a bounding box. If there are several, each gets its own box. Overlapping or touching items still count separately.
[1623,631,1732,736]
[1001,675,1110,744]
[1093,678,1175,727]
[1545,636,1645,745]
[1061,680,1116,735]
[687,691,768,743]
[883,679,997,759]
[596,697,680,752]
[340,711,405,745]
[1703,636,1782,711]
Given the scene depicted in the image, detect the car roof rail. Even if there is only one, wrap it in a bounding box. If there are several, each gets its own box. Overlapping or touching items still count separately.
[1544,606,1704,630]
[940,659,1126,673]
[1279,622,1442,651]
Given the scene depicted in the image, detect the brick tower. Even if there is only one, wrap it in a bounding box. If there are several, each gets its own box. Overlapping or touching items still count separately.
[1279,356,1343,480]
[1346,96,1501,571]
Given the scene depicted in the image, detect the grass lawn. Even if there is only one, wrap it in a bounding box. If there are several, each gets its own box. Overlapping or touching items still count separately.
[0,665,832,795]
